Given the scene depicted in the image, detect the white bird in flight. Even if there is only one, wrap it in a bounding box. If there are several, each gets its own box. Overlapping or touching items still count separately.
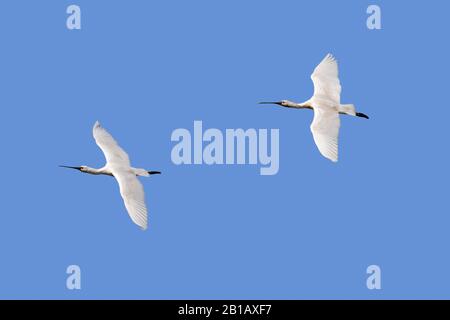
[260,54,369,162]
[60,121,161,230]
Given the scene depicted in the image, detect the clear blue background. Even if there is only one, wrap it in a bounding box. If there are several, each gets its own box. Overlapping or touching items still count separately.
[0,0,449,299]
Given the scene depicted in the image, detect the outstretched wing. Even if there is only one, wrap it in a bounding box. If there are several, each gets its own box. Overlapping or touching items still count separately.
[310,108,340,162]
[93,121,130,167]
[113,168,148,230]
[310,54,341,104]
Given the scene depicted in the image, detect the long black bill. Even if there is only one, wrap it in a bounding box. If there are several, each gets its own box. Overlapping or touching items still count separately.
[259,101,282,105]
[148,171,162,175]
[356,112,369,119]
[59,165,82,171]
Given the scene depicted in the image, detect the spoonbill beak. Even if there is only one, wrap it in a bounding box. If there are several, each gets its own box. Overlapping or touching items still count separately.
[259,101,282,105]
[148,171,162,175]
[59,165,82,171]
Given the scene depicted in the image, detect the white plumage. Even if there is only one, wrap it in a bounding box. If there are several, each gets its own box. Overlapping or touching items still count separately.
[113,168,148,230]
[93,121,148,229]
[61,121,161,230]
[260,54,368,162]
[309,54,342,162]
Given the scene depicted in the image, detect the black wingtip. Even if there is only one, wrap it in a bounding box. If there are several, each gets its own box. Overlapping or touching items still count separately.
[356,112,369,119]
[148,171,161,175]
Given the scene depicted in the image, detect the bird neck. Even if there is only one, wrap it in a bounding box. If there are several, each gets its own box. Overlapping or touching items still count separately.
[84,166,112,176]
[285,100,312,109]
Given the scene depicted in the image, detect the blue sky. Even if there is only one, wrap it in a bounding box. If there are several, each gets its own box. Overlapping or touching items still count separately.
[0,0,449,299]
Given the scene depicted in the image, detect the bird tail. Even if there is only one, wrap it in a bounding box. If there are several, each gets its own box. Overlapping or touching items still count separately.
[339,104,356,116]
[134,168,151,177]
[133,168,161,177]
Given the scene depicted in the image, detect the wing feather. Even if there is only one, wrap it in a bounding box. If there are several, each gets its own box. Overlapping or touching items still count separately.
[91,121,148,230]
[310,108,340,162]
[310,54,341,104]
[113,169,148,230]
[93,121,130,166]
[308,54,343,162]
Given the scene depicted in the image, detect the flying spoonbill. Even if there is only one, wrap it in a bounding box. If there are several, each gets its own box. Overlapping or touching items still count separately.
[60,121,161,230]
[260,54,369,162]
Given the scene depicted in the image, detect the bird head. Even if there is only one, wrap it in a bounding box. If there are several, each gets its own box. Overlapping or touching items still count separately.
[259,100,291,107]
[59,165,87,172]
